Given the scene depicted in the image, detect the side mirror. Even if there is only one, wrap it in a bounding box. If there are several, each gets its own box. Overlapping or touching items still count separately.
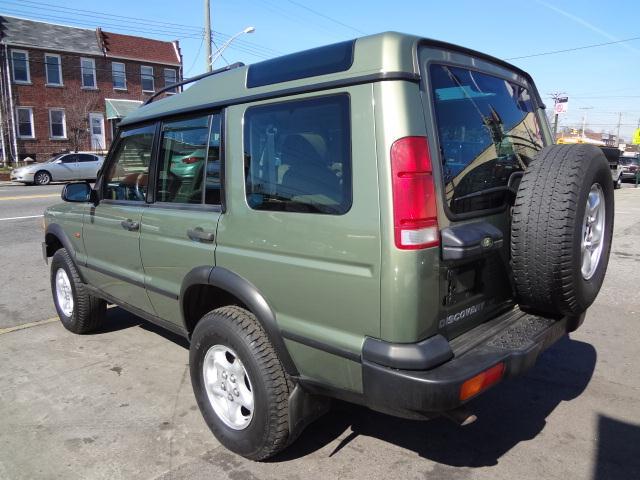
[62,182,95,203]
[54,159,63,164]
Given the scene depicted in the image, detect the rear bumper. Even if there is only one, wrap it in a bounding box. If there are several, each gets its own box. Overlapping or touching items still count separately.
[362,309,580,415]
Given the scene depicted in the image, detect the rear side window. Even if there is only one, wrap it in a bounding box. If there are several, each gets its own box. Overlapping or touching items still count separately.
[244,95,351,215]
[429,64,544,215]
[77,154,97,162]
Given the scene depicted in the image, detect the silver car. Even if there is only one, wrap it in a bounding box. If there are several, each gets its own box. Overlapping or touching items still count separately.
[11,152,105,185]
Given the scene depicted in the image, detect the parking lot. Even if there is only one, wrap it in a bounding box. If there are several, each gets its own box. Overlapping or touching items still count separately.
[1,182,639,480]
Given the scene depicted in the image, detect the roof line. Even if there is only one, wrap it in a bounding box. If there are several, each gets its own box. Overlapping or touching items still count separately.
[0,13,95,32]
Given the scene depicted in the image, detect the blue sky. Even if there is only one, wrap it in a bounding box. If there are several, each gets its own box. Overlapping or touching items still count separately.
[3,0,638,141]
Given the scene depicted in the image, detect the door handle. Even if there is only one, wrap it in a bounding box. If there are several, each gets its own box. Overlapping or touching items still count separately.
[187,227,215,243]
[121,219,140,231]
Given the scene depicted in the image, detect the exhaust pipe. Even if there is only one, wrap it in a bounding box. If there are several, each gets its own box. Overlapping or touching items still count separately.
[443,407,477,426]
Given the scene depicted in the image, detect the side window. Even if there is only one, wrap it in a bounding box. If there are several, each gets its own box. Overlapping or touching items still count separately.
[103,126,154,201]
[61,154,77,164]
[244,95,351,215]
[77,154,97,163]
[156,115,211,204]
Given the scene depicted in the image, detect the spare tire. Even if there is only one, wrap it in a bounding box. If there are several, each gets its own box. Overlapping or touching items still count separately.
[511,144,614,317]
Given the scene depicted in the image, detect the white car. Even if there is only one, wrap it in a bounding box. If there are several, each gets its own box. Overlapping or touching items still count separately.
[11,152,105,185]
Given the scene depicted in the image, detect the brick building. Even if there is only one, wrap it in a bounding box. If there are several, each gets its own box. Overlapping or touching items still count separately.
[0,15,183,163]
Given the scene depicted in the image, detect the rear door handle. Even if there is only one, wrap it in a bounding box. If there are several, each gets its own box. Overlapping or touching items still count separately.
[187,227,215,243]
[121,219,140,231]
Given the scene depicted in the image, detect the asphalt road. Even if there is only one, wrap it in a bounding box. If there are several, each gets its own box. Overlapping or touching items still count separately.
[1,182,639,480]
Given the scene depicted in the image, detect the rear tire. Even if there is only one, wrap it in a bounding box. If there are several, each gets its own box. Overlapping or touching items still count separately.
[511,144,614,317]
[189,306,291,461]
[50,248,106,333]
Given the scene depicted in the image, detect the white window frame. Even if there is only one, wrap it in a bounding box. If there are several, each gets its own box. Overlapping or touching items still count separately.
[48,108,67,139]
[11,49,30,84]
[44,53,63,86]
[80,57,97,89]
[163,68,177,94]
[140,65,154,93]
[16,107,35,139]
[112,62,127,90]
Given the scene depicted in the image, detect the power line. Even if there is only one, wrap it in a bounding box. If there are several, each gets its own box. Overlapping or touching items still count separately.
[285,0,366,35]
[506,35,640,60]
[0,5,278,58]
[185,33,206,75]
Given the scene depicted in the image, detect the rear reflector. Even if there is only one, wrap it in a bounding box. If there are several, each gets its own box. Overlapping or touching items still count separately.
[390,136,439,250]
[459,362,505,401]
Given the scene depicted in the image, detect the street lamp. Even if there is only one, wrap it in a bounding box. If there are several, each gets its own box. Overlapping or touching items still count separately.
[210,26,255,67]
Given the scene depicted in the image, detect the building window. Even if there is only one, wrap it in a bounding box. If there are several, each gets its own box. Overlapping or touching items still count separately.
[16,107,34,139]
[45,53,63,86]
[80,57,97,88]
[49,109,66,139]
[112,62,126,90]
[164,68,177,93]
[11,50,30,83]
[141,65,154,92]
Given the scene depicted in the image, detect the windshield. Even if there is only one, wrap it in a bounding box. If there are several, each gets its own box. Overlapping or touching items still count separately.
[430,64,545,215]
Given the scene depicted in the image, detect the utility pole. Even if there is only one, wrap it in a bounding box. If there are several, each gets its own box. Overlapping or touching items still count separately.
[579,106,593,137]
[204,0,212,72]
[616,112,622,146]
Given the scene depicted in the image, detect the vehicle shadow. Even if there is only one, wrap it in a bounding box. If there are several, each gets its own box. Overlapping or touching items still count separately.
[90,309,600,467]
[93,306,190,349]
[593,414,640,479]
[276,336,597,467]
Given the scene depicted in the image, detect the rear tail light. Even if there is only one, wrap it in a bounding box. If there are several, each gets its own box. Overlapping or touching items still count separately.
[459,362,505,401]
[181,156,201,164]
[390,136,439,249]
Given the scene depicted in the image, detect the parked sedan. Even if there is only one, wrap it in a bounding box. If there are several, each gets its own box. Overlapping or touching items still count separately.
[10,152,104,185]
[619,156,640,181]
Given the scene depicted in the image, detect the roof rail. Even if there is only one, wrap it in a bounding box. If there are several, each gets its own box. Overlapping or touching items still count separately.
[143,62,245,106]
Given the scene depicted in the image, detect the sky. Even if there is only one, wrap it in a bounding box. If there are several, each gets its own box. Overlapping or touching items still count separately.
[2,0,638,141]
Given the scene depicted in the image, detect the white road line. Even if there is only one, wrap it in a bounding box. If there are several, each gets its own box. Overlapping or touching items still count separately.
[0,214,43,221]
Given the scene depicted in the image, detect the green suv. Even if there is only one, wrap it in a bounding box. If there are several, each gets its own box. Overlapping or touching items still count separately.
[43,32,614,460]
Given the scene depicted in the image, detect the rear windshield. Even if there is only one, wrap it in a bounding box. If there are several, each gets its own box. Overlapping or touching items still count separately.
[430,64,545,215]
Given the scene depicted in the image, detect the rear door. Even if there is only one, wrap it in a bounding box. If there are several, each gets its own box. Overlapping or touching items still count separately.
[76,153,100,180]
[419,47,551,338]
[139,113,222,328]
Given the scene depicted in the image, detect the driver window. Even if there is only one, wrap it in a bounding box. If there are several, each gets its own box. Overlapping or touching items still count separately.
[103,126,154,201]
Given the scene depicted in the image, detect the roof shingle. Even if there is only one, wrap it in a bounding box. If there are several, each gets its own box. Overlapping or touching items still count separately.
[101,31,180,66]
[0,15,102,55]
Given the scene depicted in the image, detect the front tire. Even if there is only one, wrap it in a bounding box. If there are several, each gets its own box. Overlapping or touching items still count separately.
[190,306,291,461]
[50,248,106,333]
[34,170,52,185]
